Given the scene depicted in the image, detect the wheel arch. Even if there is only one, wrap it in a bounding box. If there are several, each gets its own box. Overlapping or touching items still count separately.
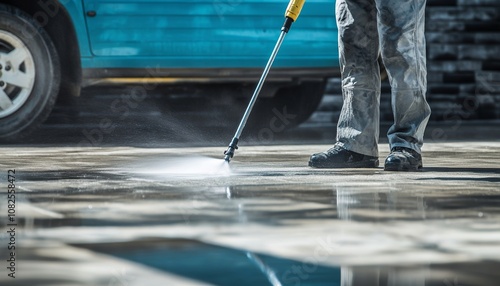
[0,0,82,98]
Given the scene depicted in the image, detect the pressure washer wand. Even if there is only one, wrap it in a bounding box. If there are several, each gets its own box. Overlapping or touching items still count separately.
[224,0,306,162]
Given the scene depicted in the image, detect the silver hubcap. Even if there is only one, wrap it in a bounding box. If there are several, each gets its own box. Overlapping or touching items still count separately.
[0,30,36,118]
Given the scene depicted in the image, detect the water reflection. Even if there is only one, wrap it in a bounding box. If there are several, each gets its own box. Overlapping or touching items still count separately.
[71,238,499,286]
[72,239,342,286]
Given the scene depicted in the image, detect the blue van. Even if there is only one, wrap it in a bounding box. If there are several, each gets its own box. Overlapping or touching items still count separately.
[0,0,338,140]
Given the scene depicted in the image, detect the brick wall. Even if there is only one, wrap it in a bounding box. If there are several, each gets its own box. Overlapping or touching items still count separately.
[317,0,500,124]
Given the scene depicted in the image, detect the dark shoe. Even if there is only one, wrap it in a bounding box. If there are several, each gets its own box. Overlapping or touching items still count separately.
[309,143,379,168]
[384,147,423,171]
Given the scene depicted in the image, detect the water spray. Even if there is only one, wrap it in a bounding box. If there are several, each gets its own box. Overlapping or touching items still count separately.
[223,0,306,163]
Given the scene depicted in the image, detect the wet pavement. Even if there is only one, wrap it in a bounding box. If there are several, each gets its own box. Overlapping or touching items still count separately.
[1,141,500,285]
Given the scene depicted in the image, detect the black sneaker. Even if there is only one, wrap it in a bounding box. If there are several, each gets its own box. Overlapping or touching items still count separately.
[309,143,379,168]
[384,147,423,171]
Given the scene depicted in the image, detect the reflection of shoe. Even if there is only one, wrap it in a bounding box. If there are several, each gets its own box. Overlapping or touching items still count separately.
[384,147,423,171]
[308,143,379,168]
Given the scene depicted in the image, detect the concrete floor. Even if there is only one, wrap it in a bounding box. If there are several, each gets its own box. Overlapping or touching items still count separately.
[1,142,499,285]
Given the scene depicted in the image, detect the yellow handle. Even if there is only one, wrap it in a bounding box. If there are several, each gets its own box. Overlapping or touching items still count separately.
[285,0,306,21]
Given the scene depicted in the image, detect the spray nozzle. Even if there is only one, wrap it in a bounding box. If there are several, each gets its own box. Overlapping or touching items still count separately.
[224,138,239,162]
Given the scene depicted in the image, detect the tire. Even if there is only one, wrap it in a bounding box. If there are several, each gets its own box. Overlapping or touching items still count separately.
[246,80,326,134]
[0,4,60,141]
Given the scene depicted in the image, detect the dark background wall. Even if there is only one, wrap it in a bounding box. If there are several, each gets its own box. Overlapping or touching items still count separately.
[318,0,500,124]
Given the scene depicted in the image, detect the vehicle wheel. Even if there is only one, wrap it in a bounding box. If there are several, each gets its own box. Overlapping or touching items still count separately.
[0,4,60,141]
[246,80,326,136]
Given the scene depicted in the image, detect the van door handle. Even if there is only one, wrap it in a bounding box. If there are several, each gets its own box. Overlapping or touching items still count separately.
[87,11,97,17]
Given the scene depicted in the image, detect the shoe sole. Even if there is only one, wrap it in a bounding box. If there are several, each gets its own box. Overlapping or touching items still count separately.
[309,159,379,169]
[384,162,423,172]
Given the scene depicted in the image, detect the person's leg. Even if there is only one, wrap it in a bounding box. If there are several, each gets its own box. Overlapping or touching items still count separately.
[335,0,381,158]
[377,0,431,155]
[309,0,381,168]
